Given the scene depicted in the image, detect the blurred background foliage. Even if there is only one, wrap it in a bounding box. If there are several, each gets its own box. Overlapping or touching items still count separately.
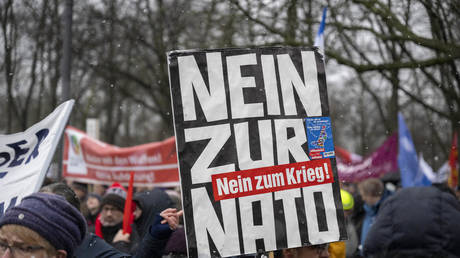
[1,0,459,169]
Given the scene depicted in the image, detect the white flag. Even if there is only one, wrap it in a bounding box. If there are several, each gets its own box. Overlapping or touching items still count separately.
[417,154,435,182]
[0,100,74,216]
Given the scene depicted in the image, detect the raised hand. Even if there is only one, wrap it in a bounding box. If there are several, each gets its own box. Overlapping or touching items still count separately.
[159,208,184,230]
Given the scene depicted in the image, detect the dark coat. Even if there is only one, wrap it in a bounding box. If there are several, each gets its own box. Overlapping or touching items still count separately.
[363,186,460,258]
[134,215,174,258]
[133,189,174,239]
[75,222,172,258]
[164,227,187,255]
[74,233,130,258]
[75,189,175,257]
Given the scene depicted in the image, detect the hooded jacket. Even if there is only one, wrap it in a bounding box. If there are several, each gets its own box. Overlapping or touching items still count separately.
[133,189,174,239]
[363,186,460,258]
[75,187,176,258]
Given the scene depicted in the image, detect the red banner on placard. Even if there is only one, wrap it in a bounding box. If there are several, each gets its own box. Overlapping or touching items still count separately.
[212,159,334,201]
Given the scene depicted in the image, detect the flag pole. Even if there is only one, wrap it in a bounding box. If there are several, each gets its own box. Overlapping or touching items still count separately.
[123,172,135,234]
[58,0,73,182]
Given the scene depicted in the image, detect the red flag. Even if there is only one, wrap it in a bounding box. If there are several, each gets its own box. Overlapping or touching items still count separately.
[448,132,458,189]
[123,172,135,234]
[335,146,363,165]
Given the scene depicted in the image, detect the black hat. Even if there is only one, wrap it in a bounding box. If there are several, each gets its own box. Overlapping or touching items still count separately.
[101,194,125,212]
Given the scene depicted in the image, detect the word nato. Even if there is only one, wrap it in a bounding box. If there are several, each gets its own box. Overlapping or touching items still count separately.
[179,51,340,256]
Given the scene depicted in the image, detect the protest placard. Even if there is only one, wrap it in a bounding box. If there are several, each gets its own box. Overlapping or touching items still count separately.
[63,126,179,187]
[0,100,74,216]
[168,47,347,257]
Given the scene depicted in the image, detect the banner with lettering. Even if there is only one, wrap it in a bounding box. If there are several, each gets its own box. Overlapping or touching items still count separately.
[0,100,74,216]
[63,126,179,187]
[168,47,347,257]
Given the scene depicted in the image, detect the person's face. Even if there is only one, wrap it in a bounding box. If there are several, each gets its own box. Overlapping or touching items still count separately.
[0,227,62,258]
[133,205,143,221]
[86,197,100,213]
[100,204,124,226]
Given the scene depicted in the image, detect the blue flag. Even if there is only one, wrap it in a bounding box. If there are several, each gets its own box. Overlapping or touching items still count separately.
[398,113,431,187]
[314,7,327,52]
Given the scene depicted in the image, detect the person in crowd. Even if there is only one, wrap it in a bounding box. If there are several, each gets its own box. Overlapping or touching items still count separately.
[363,184,460,257]
[85,193,102,227]
[40,182,130,258]
[163,189,187,257]
[93,182,136,252]
[114,188,177,255]
[93,184,108,196]
[41,182,182,258]
[70,181,90,217]
[133,189,174,240]
[70,182,88,202]
[357,178,390,253]
[328,189,358,258]
[95,183,184,256]
[342,189,359,257]
[273,244,330,258]
[131,208,182,258]
[0,192,86,258]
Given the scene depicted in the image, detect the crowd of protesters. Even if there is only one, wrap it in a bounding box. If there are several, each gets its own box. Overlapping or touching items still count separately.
[1,176,460,258]
[336,179,460,258]
[0,180,185,258]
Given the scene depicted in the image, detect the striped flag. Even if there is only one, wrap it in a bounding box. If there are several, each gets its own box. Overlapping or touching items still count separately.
[314,7,328,53]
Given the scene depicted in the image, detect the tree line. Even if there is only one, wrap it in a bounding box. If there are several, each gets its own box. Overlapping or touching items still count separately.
[1,0,459,169]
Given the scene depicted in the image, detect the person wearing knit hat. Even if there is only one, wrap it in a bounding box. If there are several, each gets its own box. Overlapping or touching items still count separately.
[93,182,137,252]
[99,182,127,226]
[0,192,86,258]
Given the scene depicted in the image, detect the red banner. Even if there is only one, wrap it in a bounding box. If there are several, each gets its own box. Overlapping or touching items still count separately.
[63,126,179,187]
[212,159,334,201]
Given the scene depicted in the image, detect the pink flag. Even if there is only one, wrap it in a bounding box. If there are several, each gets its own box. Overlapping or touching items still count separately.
[337,134,398,182]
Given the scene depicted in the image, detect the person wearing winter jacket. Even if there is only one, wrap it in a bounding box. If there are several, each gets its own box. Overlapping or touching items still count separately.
[40,182,181,258]
[357,178,390,253]
[112,188,177,255]
[132,189,175,240]
[363,184,460,257]
[94,182,134,251]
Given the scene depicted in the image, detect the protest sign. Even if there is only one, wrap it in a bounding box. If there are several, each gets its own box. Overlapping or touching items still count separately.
[63,126,179,187]
[0,100,74,216]
[168,47,347,257]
